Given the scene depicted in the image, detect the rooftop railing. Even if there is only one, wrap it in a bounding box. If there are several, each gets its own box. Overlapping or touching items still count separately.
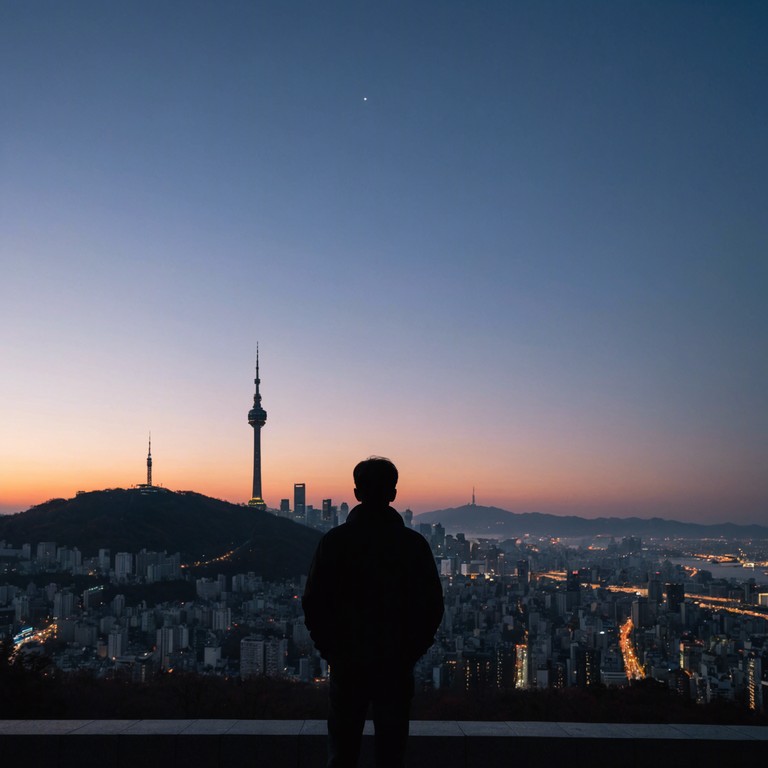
[1,719,766,767]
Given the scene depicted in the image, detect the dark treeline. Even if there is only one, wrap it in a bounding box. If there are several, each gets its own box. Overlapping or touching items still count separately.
[2,643,766,725]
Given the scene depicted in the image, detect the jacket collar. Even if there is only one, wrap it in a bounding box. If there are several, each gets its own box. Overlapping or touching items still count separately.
[346,503,404,527]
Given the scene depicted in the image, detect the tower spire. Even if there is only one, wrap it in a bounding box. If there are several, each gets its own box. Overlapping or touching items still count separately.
[254,344,261,404]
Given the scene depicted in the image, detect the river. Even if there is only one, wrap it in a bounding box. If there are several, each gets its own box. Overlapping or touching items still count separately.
[669,557,768,585]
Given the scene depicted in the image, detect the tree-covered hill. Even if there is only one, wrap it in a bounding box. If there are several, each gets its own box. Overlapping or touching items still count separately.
[0,489,320,576]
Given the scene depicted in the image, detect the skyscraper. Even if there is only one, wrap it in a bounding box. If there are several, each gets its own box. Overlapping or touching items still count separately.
[665,582,685,613]
[294,483,306,520]
[247,349,268,510]
[322,498,336,527]
[241,635,265,678]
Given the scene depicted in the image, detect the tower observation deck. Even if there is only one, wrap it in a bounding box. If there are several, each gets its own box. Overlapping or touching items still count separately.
[247,349,267,510]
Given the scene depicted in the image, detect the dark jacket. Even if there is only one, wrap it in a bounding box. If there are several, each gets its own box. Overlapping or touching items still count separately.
[302,503,444,669]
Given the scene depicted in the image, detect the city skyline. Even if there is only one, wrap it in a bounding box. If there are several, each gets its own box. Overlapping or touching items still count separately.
[2,3,766,524]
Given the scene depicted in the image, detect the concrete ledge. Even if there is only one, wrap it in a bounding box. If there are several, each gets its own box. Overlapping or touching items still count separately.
[0,720,765,767]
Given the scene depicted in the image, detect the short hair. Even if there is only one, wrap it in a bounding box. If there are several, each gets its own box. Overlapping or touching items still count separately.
[353,456,398,500]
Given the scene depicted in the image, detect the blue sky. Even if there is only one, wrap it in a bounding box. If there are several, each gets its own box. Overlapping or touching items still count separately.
[1,1,766,523]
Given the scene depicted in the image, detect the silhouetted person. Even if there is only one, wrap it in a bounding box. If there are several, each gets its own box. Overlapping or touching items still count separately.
[302,457,444,768]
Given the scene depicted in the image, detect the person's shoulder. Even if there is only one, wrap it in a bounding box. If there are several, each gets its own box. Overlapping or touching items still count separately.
[317,521,357,548]
[400,526,433,550]
[320,524,349,543]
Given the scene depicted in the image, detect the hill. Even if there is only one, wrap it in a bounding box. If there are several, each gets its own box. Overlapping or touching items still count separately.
[413,504,768,539]
[0,489,321,577]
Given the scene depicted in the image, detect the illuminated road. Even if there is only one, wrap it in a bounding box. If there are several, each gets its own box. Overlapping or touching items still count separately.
[536,571,566,581]
[607,586,648,597]
[619,618,645,680]
[690,600,768,621]
[183,548,236,569]
[607,587,768,621]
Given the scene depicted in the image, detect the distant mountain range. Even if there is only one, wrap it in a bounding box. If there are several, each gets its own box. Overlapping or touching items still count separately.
[0,489,321,578]
[413,504,768,539]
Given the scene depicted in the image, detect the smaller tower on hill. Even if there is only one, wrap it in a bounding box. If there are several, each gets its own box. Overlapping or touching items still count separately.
[137,433,164,492]
[147,433,152,487]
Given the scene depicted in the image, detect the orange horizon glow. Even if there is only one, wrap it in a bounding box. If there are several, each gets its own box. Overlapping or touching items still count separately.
[2,453,765,524]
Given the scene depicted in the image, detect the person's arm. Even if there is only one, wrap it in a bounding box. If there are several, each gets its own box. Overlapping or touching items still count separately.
[301,536,335,661]
[409,536,444,662]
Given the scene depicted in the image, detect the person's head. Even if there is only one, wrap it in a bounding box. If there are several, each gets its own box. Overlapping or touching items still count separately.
[353,456,398,505]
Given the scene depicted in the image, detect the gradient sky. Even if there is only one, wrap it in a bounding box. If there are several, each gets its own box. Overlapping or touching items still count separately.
[1,2,766,524]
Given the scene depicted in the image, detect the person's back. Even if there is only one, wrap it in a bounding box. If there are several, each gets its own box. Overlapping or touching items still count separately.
[302,457,443,768]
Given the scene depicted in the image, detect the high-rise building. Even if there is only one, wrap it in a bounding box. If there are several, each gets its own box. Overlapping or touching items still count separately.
[156,626,174,669]
[212,606,231,632]
[115,553,133,581]
[572,646,601,688]
[306,505,320,528]
[432,523,446,553]
[647,578,663,603]
[36,542,57,564]
[666,583,685,613]
[83,585,104,610]
[294,483,306,520]
[241,635,265,678]
[111,594,126,618]
[204,645,221,670]
[565,570,581,609]
[53,591,75,619]
[514,643,530,689]
[746,655,764,711]
[265,638,287,677]
[280,499,290,515]
[621,536,642,553]
[108,627,128,660]
[322,499,337,526]
[632,597,653,628]
[247,348,268,510]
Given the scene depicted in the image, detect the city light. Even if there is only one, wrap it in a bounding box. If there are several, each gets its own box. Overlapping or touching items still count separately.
[619,618,645,681]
